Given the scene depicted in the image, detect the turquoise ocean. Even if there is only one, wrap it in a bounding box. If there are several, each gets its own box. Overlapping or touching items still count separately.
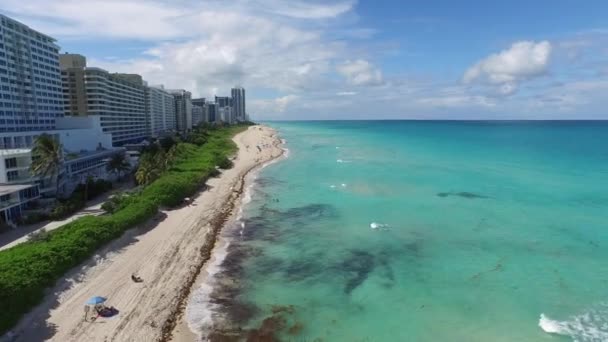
[187,121,608,341]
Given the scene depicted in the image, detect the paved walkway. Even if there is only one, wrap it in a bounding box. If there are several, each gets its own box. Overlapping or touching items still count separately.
[0,181,135,252]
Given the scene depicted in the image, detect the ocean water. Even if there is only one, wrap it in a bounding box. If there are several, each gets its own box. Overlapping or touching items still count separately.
[189,121,608,341]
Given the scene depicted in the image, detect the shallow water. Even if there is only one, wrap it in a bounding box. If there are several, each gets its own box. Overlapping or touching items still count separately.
[190,121,608,341]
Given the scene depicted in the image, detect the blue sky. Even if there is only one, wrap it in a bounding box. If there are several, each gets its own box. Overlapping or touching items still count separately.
[2,0,608,119]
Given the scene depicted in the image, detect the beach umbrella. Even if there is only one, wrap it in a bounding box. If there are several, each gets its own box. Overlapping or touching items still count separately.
[86,296,107,305]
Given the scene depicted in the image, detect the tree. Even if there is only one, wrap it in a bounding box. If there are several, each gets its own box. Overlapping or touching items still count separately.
[30,134,63,197]
[135,154,162,186]
[159,136,177,151]
[106,153,130,179]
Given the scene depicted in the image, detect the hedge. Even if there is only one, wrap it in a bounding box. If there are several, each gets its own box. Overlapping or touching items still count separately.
[0,125,248,335]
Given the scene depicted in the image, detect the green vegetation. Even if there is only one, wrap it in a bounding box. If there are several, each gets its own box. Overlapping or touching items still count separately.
[0,125,249,335]
[30,133,63,196]
[106,152,131,179]
[48,179,113,220]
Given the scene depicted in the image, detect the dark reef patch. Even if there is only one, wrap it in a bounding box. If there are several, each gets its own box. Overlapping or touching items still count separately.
[255,177,285,188]
[219,243,263,278]
[284,260,321,282]
[336,249,376,294]
[243,304,300,342]
[437,191,489,199]
[280,204,339,221]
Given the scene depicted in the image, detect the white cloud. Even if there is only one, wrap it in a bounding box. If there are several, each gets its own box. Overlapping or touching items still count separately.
[463,41,552,94]
[337,59,383,86]
[417,95,496,108]
[336,91,357,96]
[1,0,187,40]
[46,0,357,101]
[259,0,356,19]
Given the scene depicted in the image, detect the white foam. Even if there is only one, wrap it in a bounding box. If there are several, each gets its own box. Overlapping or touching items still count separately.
[370,222,389,230]
[330,185,336,189]
[341,183,347,187]
[185,238,230,339]
[539,308,608,341]
[336,159,351,163]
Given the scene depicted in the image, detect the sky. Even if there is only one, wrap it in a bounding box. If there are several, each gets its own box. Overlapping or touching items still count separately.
[2,0,608,120]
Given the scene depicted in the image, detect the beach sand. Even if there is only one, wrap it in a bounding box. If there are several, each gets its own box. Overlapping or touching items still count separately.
[4,125,283,342]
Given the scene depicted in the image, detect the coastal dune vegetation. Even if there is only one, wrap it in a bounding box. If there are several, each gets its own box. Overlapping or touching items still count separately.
[0,124,250,335]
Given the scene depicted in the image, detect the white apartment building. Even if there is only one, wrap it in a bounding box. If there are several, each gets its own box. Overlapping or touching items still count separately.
[192,104,203,127]
[219,106,234,124]
[60,54,147,146]
[0,116,122,224]
[0,14,64,133]
[168,89,192,132]
[145,85,176,137]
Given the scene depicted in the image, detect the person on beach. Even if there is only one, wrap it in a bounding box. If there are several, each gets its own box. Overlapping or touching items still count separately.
[131,273,143,283]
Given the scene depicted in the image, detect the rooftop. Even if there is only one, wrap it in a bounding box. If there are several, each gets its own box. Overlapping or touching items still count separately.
[0,148,31,156]
[0,184,36,196]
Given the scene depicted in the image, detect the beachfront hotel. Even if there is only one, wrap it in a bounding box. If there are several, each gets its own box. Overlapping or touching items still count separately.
[168,89,193,132]
[145,85,177,137]
[60,54,147,146]
[0,14,64,133]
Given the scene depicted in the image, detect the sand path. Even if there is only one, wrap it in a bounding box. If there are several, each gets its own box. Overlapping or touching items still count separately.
[3,125,282,342]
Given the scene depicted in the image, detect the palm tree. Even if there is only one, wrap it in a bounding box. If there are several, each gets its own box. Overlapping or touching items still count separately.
[106,153,130,180]
[135,155,161,186]
[30,134,63,197]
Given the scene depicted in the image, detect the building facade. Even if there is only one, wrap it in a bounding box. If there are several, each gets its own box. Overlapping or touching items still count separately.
[0,15,64,133]
[60,54,147,145]
[205,102,218,123]
[219,106,234,124]
[192,104,203,127]
[145,85,176,137]
[231,87,246,122]
[168,89,192,132]
[215,96,231,108]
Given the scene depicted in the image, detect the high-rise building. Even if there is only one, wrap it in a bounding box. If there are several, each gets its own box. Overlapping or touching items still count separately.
[168,89,192,132]
[205,102,218,123]
[219,106,234,124]
[192,98,206,124]
[192,105,203,126]
[192,98,205,108]
[231,87,246,122]
[145,85,176,137]
[0,14,64,133]
[215,96,231,108]
[60,54,147,145]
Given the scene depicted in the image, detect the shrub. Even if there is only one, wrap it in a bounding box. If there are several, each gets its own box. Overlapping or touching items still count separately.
[49,196,85,220]
[101,193,133,214]
[27,228,51,242]
[19,212,49,225]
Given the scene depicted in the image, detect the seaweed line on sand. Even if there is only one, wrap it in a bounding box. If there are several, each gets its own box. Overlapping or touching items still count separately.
[159,135,286,342]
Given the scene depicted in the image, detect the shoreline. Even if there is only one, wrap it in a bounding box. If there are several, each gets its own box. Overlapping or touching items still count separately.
[3,125,283,342]
[167,132,286,341]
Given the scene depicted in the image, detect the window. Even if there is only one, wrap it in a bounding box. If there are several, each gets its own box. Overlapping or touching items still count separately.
[4,157,17,169]
[7,170,19,181]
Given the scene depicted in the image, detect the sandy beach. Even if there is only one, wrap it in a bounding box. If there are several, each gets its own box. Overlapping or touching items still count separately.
[4,125,283,342]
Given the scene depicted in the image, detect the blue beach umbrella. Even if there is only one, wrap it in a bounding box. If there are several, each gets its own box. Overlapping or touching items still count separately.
[86,296,107,305]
